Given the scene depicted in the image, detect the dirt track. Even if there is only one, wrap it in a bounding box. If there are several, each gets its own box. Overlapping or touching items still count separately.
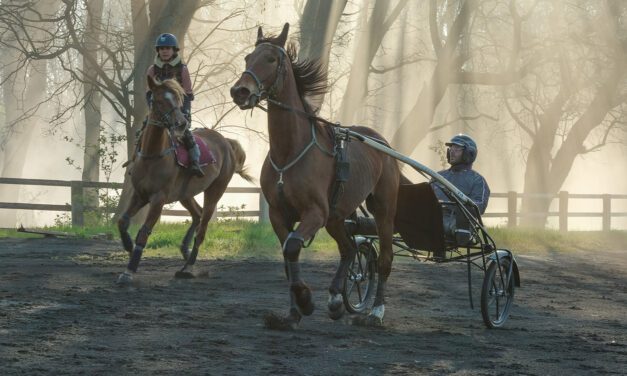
[0,237,626,375]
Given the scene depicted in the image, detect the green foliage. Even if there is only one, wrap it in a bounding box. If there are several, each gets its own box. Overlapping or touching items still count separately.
[217,204,247,221]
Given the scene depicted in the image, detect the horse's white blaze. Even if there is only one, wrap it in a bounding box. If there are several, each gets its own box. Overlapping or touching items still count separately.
[164,92,177,108]
[371,304,385,319]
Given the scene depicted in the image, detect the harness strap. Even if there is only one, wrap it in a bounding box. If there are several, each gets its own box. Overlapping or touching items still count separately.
[268,118,336,180]
[329,128,350,212]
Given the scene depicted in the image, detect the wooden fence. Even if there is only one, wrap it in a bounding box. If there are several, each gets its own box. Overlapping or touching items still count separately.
[0,177,267,226]
[1,177,626,231]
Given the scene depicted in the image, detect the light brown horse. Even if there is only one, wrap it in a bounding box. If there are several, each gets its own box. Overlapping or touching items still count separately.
[117,75,253,285]
[230,23,401,328]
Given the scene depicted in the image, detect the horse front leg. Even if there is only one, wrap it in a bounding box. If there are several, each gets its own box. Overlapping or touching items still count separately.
[117,192,148,254]
[264,207,325,330]
[116,194,166,286]
[174,201,215,279]
[324,218,357,320]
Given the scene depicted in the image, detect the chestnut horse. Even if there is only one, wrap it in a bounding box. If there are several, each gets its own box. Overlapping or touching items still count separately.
[117,75,253,285]
[230,23,401,328]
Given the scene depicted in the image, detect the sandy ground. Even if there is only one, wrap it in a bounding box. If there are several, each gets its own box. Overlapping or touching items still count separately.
[0,237,626,375]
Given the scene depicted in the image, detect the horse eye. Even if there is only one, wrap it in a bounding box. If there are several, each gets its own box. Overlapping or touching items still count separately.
[267,55,276,63]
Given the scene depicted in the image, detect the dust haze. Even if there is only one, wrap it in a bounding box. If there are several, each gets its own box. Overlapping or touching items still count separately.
[1,0,625,230]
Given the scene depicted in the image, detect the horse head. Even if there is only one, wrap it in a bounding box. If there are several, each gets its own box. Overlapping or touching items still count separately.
[230,23,290,109]
[147,75,188,138]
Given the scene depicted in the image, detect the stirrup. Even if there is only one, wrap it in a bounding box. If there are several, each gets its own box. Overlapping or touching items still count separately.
[190,162,204,177]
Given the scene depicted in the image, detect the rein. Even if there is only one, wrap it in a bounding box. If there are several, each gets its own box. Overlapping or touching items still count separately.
[137,106,179,160]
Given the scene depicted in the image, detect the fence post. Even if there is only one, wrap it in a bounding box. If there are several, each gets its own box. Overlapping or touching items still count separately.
[259,192,270,223]
[71,181,84,227]
[559,191,568,232]
[507,191,517,228]
[602,194,611,232]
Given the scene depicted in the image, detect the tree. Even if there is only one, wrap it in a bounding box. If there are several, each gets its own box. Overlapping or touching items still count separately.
[390,0,532,155]
[337,0,407,124]
[0,0,54,225]
[82,0,105,211]
[504,0,627,226]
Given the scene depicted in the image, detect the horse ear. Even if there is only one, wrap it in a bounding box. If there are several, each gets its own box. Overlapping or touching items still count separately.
[277,23,289,47]
[257,26,264,43]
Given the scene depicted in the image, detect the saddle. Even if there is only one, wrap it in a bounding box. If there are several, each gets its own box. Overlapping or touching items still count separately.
[173,134,217,168]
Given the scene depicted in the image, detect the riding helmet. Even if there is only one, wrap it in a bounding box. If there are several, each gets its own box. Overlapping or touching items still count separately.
[155,33,179,51]
[446,134,478,164]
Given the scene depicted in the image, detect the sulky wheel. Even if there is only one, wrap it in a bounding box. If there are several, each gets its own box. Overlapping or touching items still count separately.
[481,256,515,328]
[343,239,378,314]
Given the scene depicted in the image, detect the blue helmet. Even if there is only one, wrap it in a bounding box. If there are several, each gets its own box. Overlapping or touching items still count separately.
[445,134,478,164]
[155,33,179,51]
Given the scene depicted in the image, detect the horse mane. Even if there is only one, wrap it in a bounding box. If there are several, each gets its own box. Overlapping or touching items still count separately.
[256,35,328,112]
[158,78,186,105]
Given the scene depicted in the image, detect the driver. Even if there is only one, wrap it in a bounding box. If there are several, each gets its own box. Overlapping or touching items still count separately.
[145,33,203,177]
[430,134,490,240]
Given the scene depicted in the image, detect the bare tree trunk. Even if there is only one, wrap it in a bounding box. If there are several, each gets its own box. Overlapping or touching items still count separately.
[520,1,627,228]
[390,0,474,154]
[82,0,105,218]
[0,47,23,226]
[0,1,51,226]
[337,0,406,125]
[520,64,626,227]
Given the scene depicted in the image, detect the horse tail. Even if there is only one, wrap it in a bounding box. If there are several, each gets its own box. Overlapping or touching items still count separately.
[227,138,255,183]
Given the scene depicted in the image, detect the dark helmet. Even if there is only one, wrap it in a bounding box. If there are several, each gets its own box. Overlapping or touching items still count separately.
[155,33,179,51]
[445,134,478,164]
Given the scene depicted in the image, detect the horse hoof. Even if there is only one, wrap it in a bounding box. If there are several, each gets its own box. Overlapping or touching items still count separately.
[291,283,315,316]
[327,293,345,320]
[263,311,300,331]
[174,270,195,279]
[116,272,133,286]
[328,305,345,321]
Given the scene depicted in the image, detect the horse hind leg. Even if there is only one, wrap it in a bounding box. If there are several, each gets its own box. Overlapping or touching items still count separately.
[178,197,202,261]
[357,194,396,326]
[176,173,230,279]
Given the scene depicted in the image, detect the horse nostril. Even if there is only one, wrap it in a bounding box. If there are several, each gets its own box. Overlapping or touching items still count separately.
[230,86,250,101]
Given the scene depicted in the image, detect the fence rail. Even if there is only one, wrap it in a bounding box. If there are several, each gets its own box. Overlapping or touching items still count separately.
[0,177,266,226]
[1,178,626,231]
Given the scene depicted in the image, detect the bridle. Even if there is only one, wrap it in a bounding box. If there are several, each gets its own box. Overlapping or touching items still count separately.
[146,91,185,130]
[241,42,287,103]
[138,91,184,160]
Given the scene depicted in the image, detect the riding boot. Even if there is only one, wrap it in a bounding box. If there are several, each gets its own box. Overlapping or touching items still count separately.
[182,129,204,177]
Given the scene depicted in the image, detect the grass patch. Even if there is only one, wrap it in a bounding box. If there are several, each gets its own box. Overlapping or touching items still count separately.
[1,221,625,259]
